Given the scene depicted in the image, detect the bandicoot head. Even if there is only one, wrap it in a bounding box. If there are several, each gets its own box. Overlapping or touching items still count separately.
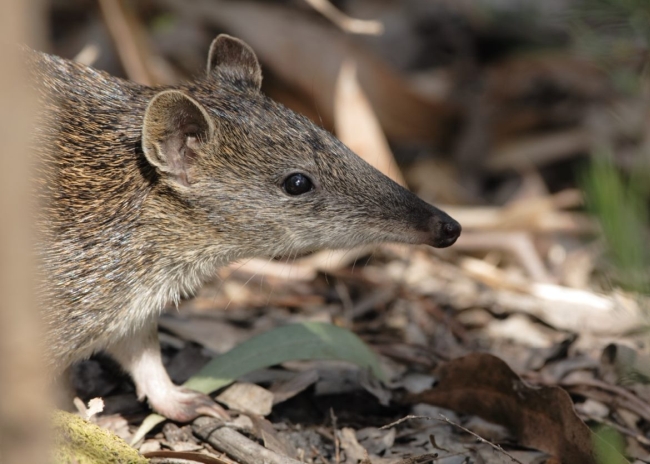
[141,35,460,260]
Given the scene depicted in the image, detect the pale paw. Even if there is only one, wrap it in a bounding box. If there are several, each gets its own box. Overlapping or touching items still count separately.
[148,386,229,422]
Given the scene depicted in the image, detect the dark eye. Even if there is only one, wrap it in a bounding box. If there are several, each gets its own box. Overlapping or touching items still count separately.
[283,173,313,195]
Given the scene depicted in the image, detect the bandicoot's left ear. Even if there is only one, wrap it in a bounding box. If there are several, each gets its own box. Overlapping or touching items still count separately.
[206,34,262,91]
[141,90,215,187]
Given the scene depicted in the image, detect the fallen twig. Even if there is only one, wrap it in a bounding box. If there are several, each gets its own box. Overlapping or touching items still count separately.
[438,414,525,464]
[193,417,303,464]
[98,0,154,85]
[380,414,524,463]
[455,231,552,282]
[302,0,383,35]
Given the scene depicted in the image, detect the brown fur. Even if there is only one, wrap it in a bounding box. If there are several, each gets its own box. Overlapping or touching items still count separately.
[28,35,460,420]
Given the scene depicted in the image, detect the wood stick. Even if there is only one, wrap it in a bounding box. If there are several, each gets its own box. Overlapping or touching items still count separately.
[193,417,303,464]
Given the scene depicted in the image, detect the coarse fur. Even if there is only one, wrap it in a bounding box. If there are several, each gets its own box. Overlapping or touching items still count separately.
[29,35,460,421]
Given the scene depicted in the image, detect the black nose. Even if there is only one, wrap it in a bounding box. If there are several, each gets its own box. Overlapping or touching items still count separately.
[432,218,461,248]
[443,221,461,240]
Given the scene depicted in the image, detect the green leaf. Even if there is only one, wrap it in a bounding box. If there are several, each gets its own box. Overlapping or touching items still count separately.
[131,322,384,444]
[185,321,385,391]
[593,425,628,464]
[581,153,650,293]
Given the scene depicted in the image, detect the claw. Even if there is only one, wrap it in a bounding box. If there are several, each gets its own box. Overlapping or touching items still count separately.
[148,386,229,423]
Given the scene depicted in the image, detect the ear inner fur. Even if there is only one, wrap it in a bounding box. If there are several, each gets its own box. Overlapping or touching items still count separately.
[206,34,262,91]
[141,90,215,186]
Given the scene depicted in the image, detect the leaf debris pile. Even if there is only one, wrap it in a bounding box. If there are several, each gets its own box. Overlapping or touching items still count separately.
[46,0,650,463]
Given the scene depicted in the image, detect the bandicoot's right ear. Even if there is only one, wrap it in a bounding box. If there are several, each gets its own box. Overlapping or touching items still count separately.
[206,34,262,91]
[142,90,215,187]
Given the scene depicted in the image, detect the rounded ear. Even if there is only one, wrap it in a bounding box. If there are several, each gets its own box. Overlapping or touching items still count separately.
[142,90,215,186]
[206,34,262,91]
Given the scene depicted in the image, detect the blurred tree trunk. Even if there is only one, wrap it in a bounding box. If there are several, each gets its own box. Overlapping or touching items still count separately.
[0,1,49,463]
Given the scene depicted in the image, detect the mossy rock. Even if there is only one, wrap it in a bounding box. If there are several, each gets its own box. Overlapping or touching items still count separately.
[52,410,148,464]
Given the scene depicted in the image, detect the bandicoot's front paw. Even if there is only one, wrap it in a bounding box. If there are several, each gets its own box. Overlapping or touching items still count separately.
[147,386,229,422]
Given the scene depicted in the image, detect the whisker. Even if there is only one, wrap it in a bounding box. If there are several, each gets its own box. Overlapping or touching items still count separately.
[222,257,258,311]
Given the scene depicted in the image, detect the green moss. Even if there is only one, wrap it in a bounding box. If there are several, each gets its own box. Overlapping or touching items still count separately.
[52,411,147,464]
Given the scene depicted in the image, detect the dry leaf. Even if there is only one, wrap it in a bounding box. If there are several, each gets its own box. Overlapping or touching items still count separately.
[86,397,105,419]
[302,0,383,35]
[161,0,456,142]
[335,59,405,185]
[338,427,370,464]
[249,414,300,460]
[270,369,319,405]
[406,353,627,464]
[216,382,274,416]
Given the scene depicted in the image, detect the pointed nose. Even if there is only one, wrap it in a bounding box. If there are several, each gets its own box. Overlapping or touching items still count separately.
[431,217,461,248]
